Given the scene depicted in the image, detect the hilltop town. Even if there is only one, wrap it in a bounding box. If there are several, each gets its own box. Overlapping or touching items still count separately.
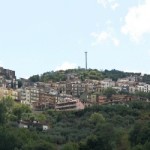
[0,66,150,111]
[0,66,150,150]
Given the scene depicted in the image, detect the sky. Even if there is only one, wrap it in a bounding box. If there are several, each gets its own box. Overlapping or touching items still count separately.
[0,0,150,78]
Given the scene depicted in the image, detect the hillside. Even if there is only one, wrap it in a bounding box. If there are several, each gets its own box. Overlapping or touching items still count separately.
[0,97,149,150]
[28,69,142,83]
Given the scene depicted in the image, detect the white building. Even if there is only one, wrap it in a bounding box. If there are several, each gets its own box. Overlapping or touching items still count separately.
[136,83,150,93]
[129,86,136,93]
[20,87,40,105]
[100,79,115,89]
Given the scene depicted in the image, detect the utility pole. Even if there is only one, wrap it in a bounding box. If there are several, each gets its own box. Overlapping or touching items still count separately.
[85,52,87,70]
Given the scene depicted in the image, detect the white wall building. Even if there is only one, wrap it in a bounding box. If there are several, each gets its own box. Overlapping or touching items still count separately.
[136,83,150,93]
[20,87,40,105]
[100,79,115,89]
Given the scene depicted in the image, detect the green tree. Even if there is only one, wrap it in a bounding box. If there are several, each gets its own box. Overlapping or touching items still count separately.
[89,112,105,125]
[61,142,78,150]
[29,75,40,82]
[130,122,150,147]
[0,102,7,124]
[13,104,31,121]
[0,97,14,124]
[17,79,23,88]
[103,87,116,99]
[23,141,56,150]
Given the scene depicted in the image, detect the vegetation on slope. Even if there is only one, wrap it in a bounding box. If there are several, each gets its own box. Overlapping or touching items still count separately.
[0,97,150,150]
[29,69,142,83]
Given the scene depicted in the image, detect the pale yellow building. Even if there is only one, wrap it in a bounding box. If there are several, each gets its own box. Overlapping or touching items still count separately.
[0,87,18,100]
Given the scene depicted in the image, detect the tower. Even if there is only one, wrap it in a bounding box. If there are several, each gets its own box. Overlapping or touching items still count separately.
[85,52,87,70]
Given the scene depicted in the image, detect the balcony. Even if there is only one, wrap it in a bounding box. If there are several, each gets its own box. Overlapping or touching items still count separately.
[55,103,76,109]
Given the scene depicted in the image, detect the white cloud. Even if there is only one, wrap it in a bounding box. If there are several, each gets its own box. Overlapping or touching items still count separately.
[97,0,108,8]
[91,31,110,46]
[97,0,119,10]
[121,0,150,42]
[112,38,120,46]
[111,2,119,10]
[91,24,120,47]
[55,62,77,71]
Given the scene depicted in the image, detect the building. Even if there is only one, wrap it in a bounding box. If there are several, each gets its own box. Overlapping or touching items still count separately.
[136,82,150,93]
[0,67,16,79]
[0,87,19,100]
[129,86,136,93]
[66,81,85,97]
[100,79,115,89]
[121,85,129,93]
[89,94,97,103]
[38,90,55,109]
[20,87,40,106]
[66,73,79,81]
[98,96,107,104]
[86,83,95,93]
[20,78,33,88]
[55,97,84,110]
[19,120,49,131]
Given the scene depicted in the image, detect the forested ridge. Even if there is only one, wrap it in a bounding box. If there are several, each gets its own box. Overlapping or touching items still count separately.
[0,97,150,150]
[28,69,143,82]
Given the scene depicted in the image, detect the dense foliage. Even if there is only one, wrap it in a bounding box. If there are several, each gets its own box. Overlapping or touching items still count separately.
[29,69,142,83]
[47,101,150,150]
[103,69,141,81]
[0,97,150,150]
[29,69,104,82]
[142,74,150,84]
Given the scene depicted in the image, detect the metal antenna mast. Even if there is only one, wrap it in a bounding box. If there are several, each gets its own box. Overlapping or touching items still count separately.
[85,52,87,70]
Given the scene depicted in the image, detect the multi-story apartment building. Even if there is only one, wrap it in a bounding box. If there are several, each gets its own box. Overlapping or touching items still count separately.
[55,97,84,110]
[20,87,40,105]
[96,84,103,93]
[20,86,56,109]
[39,90,55,108]
[0,87,18,100]
[129,86,136,93]
[66,81,86,97]
[58,82,66,94]
[136,83,150,93]
[100,78,115,89]
[85,83,95,93]
[72,82,83,97]
[66,82,72,95]
[34,82,51,91]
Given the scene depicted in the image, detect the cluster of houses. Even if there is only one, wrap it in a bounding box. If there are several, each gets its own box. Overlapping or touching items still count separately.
[0,67,149,111]
[0,67,18,88]
[19,120,49,131]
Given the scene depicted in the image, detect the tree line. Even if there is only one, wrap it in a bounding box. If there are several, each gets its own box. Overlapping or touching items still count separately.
[28,69,145,83]
[0,96,149,149]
